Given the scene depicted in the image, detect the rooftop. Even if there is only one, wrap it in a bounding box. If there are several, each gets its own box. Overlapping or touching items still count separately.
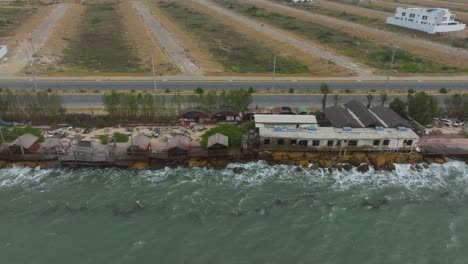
[254,114,317,125]
[259,127,419,140]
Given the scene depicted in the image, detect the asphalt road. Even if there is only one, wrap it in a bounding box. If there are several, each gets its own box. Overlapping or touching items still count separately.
[1,81,466,91]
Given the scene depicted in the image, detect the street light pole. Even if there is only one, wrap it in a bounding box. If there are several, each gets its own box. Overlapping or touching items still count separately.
[24,48,38,90]
[151,51,157,92]
[385,49,396,91]
[272,51,277,91]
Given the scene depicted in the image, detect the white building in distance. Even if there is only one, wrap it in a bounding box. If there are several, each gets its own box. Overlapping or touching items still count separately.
[386,7,466,34]
[288,0,313,3]
[0,46,7,60]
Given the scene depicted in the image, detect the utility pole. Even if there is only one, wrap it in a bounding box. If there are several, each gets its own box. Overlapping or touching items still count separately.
[385,49,396,91]
[24,48,38,90]
[272,51,277,91]
[151,51,157,92]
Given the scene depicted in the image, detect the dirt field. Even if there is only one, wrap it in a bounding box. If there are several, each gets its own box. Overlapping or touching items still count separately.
[0,4,53,54]
[300,1,468,49]
[143,0,225,75]
[399,0,468,12]
[186,0,355,76]
[246,0,468,70]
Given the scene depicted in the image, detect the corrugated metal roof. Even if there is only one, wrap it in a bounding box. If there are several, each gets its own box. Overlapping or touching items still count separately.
[168,135,190,150]
[254,114,317,124]
[324,106,362,128]
[207,133,228,149]
[371,106,410,128]
[344,100,382,127]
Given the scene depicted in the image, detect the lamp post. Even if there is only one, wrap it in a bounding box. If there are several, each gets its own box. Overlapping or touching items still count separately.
[385,48,396,92]
[151,51,157,92]
[272,50,277,91]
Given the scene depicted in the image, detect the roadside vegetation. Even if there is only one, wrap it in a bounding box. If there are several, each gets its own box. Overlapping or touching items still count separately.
[216,1,468,74]
[101,89,252,124]
[60,4,141,73]
[98,132,129,145]
[157,1,308,74]
[0,90,65,124]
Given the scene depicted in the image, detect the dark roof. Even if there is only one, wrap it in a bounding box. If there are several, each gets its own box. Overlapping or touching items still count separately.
[128,133,150,149]
[211,108,239,118]
[207,133,228,149]
[370,106,410,128]
[12,134,39,149]
[168,135,190,150]
[344,100,382,127]
[41,138,61,149]
[178,108,210,119]
[324,106,362,128]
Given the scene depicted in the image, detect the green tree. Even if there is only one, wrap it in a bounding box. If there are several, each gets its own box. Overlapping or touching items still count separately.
[439,87,448,94]
[332,94,340,106]
[445,94,464,118]
[389,98,408,118]
[194,87,205,95]
[378,92,389,107]
[408,92,439,125]
[320,83,330,111]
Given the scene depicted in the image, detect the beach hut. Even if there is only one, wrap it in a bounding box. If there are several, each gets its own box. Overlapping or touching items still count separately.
[167,135,191,157]
[207,133,228,150]
[40,138,64,155]
[127,133,151,157]
[9,134,40,154]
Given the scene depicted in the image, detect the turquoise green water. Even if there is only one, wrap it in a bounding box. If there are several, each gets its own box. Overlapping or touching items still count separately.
[1,161,467,264]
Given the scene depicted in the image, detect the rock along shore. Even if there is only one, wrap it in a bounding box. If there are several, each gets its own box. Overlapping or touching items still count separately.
[0,151,453,172]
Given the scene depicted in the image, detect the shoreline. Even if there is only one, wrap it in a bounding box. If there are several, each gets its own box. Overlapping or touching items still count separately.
[0,150,456,172]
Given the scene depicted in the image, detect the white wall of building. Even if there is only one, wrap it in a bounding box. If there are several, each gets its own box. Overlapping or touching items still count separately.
[386,7,466,34]
[0,46,7,60]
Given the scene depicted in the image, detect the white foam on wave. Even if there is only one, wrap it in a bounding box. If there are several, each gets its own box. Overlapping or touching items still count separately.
[0,166,53,187]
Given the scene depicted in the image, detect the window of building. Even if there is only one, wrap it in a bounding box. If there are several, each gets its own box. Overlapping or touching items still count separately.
[442,17,447,21]
[403,140,413,146]
[422,15,428,20]
[290,140,297,146]
[312,140,320,146]
[408,19,414,22]
[327,140,334,147]
[264,139,270,145]
[299,140,308,147]
[278,139,285,145]
[348,140,358,146]
[383,140,390,146]
[409,13,415,18]
[402,12,406,16]
[373,140,380,146]
[336,140,342,146]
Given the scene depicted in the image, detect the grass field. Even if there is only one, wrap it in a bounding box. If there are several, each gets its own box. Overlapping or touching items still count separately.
[60,4,141,73]
[292,3,468,50]
[157,1,309,74]
[0,5,37,37]
[216,0,468,74]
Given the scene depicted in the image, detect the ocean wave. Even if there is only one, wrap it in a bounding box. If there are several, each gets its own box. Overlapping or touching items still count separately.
[0,161,467,194]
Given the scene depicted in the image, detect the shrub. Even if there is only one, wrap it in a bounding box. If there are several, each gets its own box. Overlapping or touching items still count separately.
[113,132,129,143]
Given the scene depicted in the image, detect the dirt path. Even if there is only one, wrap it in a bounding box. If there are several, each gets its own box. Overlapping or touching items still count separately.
[132,0,200,75]
[318,0,390,19]
[252,0,468,67]
[182,1,353,76]
[119,0,176,75]
[0,4,70,75]
[193,0,369,76]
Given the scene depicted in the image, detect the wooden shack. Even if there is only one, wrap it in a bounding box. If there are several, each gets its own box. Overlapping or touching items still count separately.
[167,135,191,157]
[9,134,40,154]
[127,133,151,157]
[207,133,228,150]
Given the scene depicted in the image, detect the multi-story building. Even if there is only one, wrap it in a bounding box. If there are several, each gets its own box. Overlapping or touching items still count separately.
[386,7,466,34]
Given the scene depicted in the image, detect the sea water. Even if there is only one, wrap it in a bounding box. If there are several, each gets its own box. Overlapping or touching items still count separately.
[1,161,467,264]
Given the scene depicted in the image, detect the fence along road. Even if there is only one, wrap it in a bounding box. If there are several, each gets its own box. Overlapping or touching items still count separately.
[0,4,70,76]
[192,0,370,76]
[132,1,200,75]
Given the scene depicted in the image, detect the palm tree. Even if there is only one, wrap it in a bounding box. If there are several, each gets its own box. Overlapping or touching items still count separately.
[320,83,330,111]
[366,93,374,108]
[378,92,389,107]
[333,94,340,106]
